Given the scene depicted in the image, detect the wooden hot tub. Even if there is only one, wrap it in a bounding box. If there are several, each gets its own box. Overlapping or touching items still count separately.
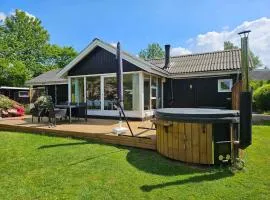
[155,108,240,165]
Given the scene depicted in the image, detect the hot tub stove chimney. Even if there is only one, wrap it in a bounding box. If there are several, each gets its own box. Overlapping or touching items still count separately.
[164,44,171,69]
[238,30,252,149]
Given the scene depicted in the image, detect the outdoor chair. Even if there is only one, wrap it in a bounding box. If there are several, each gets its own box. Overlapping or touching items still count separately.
[30,105,46,123]
[48,106,67,127]
[72,103,87,122]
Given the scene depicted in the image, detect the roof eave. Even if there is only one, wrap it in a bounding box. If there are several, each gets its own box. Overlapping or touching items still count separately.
[169,70,240,79]
[26,80,68,86]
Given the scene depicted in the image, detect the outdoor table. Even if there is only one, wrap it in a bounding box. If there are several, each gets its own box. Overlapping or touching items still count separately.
[55,104,77,123]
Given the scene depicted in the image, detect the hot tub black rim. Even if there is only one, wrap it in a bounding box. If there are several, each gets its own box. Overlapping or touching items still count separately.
[155,108,240,123]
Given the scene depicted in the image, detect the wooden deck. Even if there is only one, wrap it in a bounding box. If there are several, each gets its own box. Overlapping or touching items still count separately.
[0,116,156,150]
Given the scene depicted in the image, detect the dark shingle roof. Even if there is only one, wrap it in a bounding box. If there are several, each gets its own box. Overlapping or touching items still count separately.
[26,69,67,85]
[251,69,270,80]
[148,49,246,74]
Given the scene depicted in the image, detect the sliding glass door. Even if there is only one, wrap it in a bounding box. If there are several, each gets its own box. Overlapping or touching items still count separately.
[143,73,162,110]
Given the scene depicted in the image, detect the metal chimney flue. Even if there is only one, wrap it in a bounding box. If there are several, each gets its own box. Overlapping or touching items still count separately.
[238,30,252,149]
[239,30,251,92]
[164,44,171,69]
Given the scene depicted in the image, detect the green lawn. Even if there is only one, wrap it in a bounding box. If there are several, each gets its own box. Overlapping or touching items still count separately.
[0,125,269,200]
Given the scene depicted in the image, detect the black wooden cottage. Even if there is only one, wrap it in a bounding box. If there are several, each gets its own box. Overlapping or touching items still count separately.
[26,38,246,119]
[0,86,30,104]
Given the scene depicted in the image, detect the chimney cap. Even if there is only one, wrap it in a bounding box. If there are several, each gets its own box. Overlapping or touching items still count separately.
[238,30,251,37]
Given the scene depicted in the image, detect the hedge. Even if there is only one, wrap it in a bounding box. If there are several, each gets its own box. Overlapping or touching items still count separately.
[253,84,270,112]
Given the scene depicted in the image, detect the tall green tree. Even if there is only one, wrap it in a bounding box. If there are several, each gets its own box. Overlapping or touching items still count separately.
[0,58,30,86]
[224,41,238,50]
[0,9,77,84]
[224,41,262,69]
[1,10,50,76]
[139,43,164,59]
[40,44,77,70]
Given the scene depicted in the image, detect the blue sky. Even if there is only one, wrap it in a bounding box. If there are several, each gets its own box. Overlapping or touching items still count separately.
[1,0,270,66]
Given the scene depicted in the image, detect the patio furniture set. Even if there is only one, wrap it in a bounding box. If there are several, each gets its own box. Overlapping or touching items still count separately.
[31,102,87,126]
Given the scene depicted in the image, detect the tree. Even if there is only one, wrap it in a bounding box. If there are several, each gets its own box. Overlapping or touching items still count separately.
[41,44,78,70]
[0,58,30,86]
[139,43,164,59]
[1,10,50,77]
[224,41,238,50]
[0,9,77,81]
[223,41,262,69]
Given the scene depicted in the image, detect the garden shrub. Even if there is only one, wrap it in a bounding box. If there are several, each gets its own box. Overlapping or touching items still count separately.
[34,95,53,108]
[0,95,14,109]
[250,80,270,91]
[253,84,270,112]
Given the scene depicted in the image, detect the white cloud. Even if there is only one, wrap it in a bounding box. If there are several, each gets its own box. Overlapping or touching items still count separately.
[24,11,36,19]
[10,9,36,19]
[171,47,192,56]
[110,42,117,47]
[186,17,270,68]
[171,17,270,67]
[0,12,6,22]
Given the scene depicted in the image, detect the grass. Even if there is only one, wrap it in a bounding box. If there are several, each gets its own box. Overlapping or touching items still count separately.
[0,125,269,200]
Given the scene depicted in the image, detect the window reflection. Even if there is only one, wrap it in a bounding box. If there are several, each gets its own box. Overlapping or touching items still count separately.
[144,74,162,110]
[71,78,84,104]
[104,77,117,110]
[144,74,150,110]
[123,74,139,111]
[86,76,101,109]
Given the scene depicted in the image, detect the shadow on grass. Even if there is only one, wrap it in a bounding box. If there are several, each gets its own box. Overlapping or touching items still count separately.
[38,141,90,149]
[126,148,234,190]
[140,170,234,192]
[126,148,207,176]
[37,139,128,165]
[68,149,125,166]
[35,133,234,188]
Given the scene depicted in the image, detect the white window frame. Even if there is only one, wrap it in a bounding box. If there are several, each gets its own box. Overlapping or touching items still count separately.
[69,71,141,111]
[18,91,29,98]
[218,79,233,93]
[143,73,162,110]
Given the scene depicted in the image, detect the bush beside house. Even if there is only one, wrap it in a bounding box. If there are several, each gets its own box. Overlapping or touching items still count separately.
[253,84,270,112]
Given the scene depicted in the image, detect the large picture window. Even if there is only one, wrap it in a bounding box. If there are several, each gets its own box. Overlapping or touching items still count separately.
[86,76,101,109]
[71,77,84,103]
[69,72,154,115]
[103,74,140,111]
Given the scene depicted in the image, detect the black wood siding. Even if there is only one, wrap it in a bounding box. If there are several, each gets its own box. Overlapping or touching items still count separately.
[33,84,68,104]
[163,74,238,109]
[68,47,141,76]
[56,84,68,104]
[0,89,29,104]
